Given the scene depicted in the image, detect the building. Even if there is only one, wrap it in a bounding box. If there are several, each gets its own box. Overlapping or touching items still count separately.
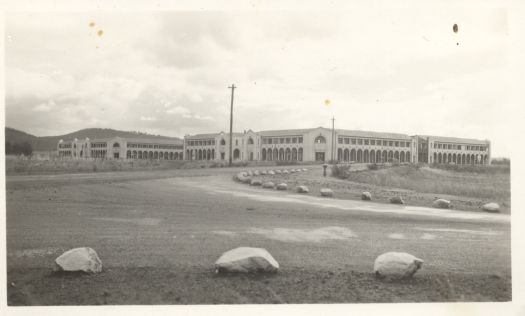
[57,136,184,160]
[58,127,491,165]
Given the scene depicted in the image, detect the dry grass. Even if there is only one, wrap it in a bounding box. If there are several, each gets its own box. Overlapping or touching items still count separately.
[346,164,510,201]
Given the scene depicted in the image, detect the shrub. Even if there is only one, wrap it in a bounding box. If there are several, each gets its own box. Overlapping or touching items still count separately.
[331,164,351,179]
[367,163,379,170]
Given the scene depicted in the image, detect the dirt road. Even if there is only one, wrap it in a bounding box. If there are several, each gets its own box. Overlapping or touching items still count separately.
[6,169,511,304]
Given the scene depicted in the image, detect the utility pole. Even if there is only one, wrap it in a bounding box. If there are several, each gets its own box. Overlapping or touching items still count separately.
[228,84,236,167]
[331,116,335,163]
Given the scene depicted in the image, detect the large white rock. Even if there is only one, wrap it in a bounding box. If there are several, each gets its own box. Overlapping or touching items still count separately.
[282,169,289,174]
[296,185,309,193]
[275,170,282,174]
[302,168,308,171]
[215,247,279,273]
[250,179,262,186]
[361,191,372,201]
[253,170,260,176]
[262,181,275,189]
[55,247,102,273]
[260,170,268,175]
[246,171,254,176]
[276,183,288,190]
[389,196,404,204]
[481,202,500,213]
[432,199,451,209]
[374,252,423,278]
[320,188,334,197]
[267,170,275,175]
[235,172,252,184]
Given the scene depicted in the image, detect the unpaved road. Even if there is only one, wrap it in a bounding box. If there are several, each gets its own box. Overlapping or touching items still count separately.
[6,169,511,304]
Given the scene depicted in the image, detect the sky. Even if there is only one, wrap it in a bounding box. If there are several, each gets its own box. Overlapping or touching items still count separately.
[4,8,512,157]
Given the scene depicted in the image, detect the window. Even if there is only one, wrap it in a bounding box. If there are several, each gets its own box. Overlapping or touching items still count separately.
[383,140,387,146]
[314,136,326,144]
[248,137,254,145]
[268,138,272,144]
[292,137,297,143]
[235,140,238,146]
[352,138,357,145]
[358,139,363,145]
[364,139,369,145]
[298,137,303,143]
[220,139,226,145]
[286,138,290,144]
[338,138,343,144]
[389,141,393,147]
[371,140,375,145]
[113,142,120,148]
[395,141,399,147]
[344,138,349,144]
[406,142,410,147]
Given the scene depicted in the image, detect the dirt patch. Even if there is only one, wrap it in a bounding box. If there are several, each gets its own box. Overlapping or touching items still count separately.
[247,226,357,243]
[6,267,511,305]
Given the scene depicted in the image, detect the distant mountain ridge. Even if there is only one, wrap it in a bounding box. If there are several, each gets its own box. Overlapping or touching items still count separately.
[5,127,182,152]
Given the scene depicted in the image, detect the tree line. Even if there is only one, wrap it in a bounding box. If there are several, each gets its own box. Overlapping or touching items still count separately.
[5,141,33,156]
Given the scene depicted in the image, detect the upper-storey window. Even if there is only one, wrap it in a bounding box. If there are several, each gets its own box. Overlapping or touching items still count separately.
[370,140,375,145]
[338,138,343,144]
[113,142,120,148]
[298,137,303,143]
[344,138,350,144]
[220,139,226,145]
[248,137,254,145]
[357,139,363,145]
[364,139,369,145]
[314,136,326,144]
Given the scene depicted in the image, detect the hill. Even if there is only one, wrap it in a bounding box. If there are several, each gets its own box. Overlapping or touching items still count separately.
[5,127,182,152]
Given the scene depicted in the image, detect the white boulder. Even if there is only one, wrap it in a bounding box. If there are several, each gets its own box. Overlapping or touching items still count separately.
[320,188,334,197]
[302,168,308,171]
[276,183,288,190]
[215,247,279,273]
[262,181,275,189]
[246,171,253,176]
[481,202,500,213]
[296,185,309,193]
[282,170,289,174]
[389,196,404,204]
[250,179,262,186]
[432,199,451,209]
[267,170,275,175]
[361,191,372,201]
[55,247,102,273]
[374,252,423,278]
[260,170,267,175]
[275,170,282,174]
[253,170,260,176]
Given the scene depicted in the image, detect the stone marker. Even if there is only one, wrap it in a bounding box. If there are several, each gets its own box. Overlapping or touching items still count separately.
[275,170,282,174]
[374,252,423,278]
[276,183,288,190]
[432,199,451,209]
[260,170,267,175]
[296,185,309,193]
[282,170,289,174]
[361,191,372,201]
[247,171,253,176]
[253,170,260,176]
[55,247,102,273]
[302,168,308,171]
[389,196,404,204]
[250,179,262,186]
[262,181,275,189]
[481,202,500,213]
[320,188,334,197]
[268,170,275,175]
[215,247,279,273]
[236,172,251,184]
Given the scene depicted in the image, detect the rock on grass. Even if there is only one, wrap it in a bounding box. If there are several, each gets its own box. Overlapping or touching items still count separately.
[320,188,333,197]
[432,199,451,209]
[374,252,423,279]
[55,247,102,273]
[361,192,372,201]
[250,179,262,186]
[276,183,288,190]
[296,185,309,193]
[481,202,500,213]
[389,196,404,204]
[262,181,275,189]
[215,247,279,273]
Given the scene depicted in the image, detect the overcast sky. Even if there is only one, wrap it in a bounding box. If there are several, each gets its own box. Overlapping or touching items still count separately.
[5,8,511,157]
